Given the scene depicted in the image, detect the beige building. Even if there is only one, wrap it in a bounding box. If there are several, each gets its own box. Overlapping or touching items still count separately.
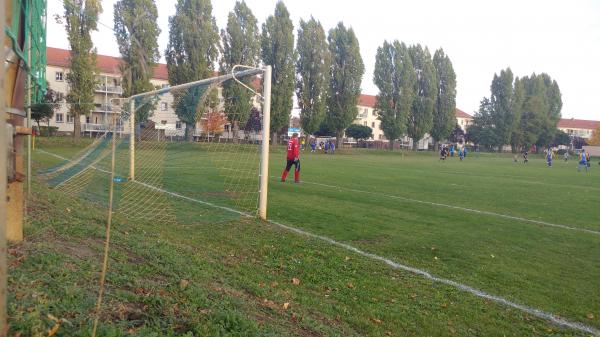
[557,118,599,139]
[354,94,473,148]
[46,47,185,136]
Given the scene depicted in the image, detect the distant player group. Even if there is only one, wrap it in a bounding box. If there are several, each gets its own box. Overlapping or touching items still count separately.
[513,147,593,172]
[439,144,467,161]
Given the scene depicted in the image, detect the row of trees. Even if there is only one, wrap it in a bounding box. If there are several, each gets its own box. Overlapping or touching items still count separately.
[373,42,456,150]
[469,68,563,151]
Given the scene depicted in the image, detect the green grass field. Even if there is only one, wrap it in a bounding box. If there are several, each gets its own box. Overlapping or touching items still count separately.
[8,138,600,336]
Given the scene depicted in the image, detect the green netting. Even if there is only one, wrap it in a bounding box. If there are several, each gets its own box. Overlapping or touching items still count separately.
[37,70,265,226]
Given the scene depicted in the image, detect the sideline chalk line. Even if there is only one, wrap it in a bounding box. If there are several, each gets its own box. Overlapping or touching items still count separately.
[35,149,599,335]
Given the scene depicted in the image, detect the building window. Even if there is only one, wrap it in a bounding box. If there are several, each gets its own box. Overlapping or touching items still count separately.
[379,134,383,140]
[67,115,74,123]
[55,71,64,81]
[363,121,367,126]
[160,102,168,111]
[161,120,167,125]
[372,122,375,128]
[56,113,64,123]
[176,121,182,129]
[85,116,91,123]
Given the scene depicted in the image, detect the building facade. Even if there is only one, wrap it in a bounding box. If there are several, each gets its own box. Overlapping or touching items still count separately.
[557,118,599,140]
[354,94,473,148]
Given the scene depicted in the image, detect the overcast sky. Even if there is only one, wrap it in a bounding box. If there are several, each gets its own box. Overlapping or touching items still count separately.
[47,0,600,120]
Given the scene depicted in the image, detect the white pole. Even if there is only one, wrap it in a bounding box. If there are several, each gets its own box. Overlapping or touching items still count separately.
[129,99,135,181]
[258,66,271,220]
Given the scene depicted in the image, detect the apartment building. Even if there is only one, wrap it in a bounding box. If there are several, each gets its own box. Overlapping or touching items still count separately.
[46,47,182,135]
[354,94,473,148]
[557,118,599,139]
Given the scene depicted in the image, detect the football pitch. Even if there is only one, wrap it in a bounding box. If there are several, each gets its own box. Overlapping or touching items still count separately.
[16,139,600,336]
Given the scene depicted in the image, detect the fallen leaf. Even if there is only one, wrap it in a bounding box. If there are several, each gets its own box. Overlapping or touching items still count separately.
[434,256,439,261]
[179,279,189,290]
[283,302,290,310]
[271,281,279,288]
[587,313,594,319]
[371,317,382,324]
[441,303,448,308]
[344,256,351,261]
[347,282,354,289]
[491,254,495,258]
[291,278,300,285]
[47,322,61,336]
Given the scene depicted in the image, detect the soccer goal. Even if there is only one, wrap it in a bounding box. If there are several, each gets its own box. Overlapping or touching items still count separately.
[40,66,272,223]
[120,66,272,222]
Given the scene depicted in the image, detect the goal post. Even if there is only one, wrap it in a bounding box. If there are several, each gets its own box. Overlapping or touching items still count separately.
[122,66,272,220]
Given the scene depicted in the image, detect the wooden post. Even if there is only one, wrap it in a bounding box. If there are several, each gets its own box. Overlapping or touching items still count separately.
[1,0,9,333]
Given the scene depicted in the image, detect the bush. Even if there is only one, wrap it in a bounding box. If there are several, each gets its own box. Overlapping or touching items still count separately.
[35,126,59,137]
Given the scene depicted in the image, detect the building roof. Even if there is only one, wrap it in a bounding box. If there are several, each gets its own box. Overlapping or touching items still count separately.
[46,47,169,80]
[358,94,377,108]
[455,108,472,119]
[358,94,471,119]
[557,118,600,130]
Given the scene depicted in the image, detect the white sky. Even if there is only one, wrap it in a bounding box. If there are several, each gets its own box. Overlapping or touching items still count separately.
[46,0,600,120]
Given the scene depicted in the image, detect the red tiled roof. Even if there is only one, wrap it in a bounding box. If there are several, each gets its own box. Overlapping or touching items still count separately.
[358,94,377,108]
[557,118,600,130]
[455,108,472,119]
[359,94,471,120]
[46,47,169,80]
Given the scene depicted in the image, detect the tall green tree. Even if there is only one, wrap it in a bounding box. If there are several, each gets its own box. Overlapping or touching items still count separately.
[220,1,260,141]
[373,40,414,150]
[296,17,330,135]
[62,0,102,139]
[261,1,296,144]
[407,44,436,149]
[431,48,456,149]
[468,97,498,150]
[489,68,515,150]
[166,0,220,141]
[114,0,161,125]
[327,22,365,147]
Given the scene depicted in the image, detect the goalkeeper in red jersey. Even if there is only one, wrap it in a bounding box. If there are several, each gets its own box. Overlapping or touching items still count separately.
[281,133,301,183]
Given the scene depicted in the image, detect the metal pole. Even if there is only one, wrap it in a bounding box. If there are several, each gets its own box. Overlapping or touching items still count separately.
[0,1,8,333]
[258,66,271,220]
[129,99,135,181]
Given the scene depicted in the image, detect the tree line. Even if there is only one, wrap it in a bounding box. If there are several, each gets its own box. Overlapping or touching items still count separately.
[58,0,562,151]
[468,68,564,152]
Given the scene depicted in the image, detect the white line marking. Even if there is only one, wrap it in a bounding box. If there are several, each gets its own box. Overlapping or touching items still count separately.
[289,178,600,236]
[35,149,600,335]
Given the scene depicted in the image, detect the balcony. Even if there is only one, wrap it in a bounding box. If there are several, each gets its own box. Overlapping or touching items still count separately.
[94,104,117,113]
[95,84,123,94]
[82,123,124,133]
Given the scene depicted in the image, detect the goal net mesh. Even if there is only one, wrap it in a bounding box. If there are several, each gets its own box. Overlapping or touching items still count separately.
[39,69,266,225]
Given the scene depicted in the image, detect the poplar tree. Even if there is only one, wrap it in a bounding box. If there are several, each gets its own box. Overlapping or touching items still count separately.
[489,68,515,150]
[114,0,161,124]
[220,1,260,141]
[407,44,436,149]
[373,40,414,150]
[327,22,365,147]
[431,48,456,149]
[296,17,330,135]
[261,1,296,144]
[166,0,219,141]
[62,0,102,139]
